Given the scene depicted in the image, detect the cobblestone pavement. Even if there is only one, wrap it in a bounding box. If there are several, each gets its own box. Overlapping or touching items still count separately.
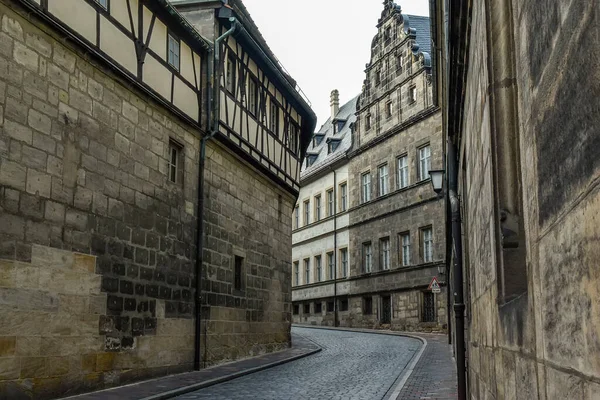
[397,333,457,399]
[175,326,422,400]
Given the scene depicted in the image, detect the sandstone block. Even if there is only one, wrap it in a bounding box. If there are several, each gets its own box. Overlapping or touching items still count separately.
[25,32,52,58]
[47,155,63,177]
[73,254,95,274]
[28,109,52,135]
[0,357,19,380]
[0,261,15,288]
[87,78,103,101]
[0,337,16,357]
[15,265,39,289]
[5,97,28,125]
[16,336,41,356]
[26,168,51,198]
[13,42,38,72]
[21,144,47,170]
[47,63,69,91]
[0,158,27,190]
[69,88,92,116]
[23,71,47,101]
[32,98,58,118]
[52,44,76,73]
[0,32,12,58]
[20,356,46,379]
[122,101,139,124]
[31,244,73,269]
[0,213,25,238]
[2,15,23,40]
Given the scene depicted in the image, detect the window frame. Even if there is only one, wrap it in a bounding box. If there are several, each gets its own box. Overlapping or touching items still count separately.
[386,101,393,119]
[167,32,180,72]
[96,0,109,10]
[315,255,322,282]
[378,164,389,196]
[233,255,244,291]
[270,98,279,133]
[327,252,335,280]
[293,304,300,315]
[303,303,310,315]
[418,145,432,182]
[363,242,372,273]
[304,258,310,285]
[363,296,373,315]
[293,261,299,286]
[339,298,349,312]
[226,54,236,94]
[400,232,411,266]
[168,139,184,186]
[340,248,348,278]
[361,172,372,203]
[326,189,334,217]
[340,182,348,212]
[409,86,417,103]
[315,301,322,314]
[380,237,390,271]
[366,114,372,131]
[421,226,434,263]
[314,194,322,222]
[294,205,299,229]
[303,200,310,225]
[248,76,259,116]
[397,154,409,189]
[422,292,436,322]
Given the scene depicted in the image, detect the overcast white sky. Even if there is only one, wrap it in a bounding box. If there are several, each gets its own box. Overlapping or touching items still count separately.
[243,0,430,128]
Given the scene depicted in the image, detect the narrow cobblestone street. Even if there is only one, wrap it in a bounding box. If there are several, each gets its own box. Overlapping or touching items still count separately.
[176,327,422,400]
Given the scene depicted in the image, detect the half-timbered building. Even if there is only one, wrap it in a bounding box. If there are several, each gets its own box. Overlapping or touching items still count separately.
[0,0,315,397]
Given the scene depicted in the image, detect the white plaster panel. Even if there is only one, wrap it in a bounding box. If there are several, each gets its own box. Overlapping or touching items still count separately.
[148,18,167,59]
[100,16,137,75]
[173,76,198,122]
[48,0,96,44]
[143,55,171,100]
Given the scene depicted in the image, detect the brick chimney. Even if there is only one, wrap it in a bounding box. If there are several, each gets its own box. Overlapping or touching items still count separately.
[330,89,340,120]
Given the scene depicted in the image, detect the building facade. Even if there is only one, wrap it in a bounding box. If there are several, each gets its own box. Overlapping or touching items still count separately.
[0,0,315,398]
[291,90,356,326]
[446,0,600,398]
[292,1,447,332]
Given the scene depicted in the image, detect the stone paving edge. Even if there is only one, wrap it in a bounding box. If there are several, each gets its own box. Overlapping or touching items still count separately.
[292,324,430,400]
[139,342,323,400]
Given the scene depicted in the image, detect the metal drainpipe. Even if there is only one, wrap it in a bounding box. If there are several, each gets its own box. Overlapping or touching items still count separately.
[448,138,466,400]
[332,169,338,327]
[194,18,238,371]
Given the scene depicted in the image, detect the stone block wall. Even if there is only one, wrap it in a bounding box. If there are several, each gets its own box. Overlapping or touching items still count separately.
[199,140,294,365]
[457,0,600,398]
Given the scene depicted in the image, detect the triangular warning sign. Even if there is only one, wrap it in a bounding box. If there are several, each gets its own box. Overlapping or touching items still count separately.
[428,277,441,292]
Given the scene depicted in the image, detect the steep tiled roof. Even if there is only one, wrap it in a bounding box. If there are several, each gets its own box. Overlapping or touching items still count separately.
[404,14,431,55]
[301,95,359,178]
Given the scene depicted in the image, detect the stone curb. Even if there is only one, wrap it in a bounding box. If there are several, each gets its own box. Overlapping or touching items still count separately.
[293,324,430,400]
[138,341,323,400]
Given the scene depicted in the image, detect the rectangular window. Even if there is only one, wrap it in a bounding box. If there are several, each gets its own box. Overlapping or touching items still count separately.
[304,258,310,285]
[380,237,390,270]
[226,55,236,93]
[397,54,404,72]
[366,114,372,131]
[378,164,389,196]
[96,0,108,9]
[363,297,373,315]
[304,303,310,315]
[418,145,431,181]
[168,34,180,71]
[303,200,310,225]
[400,232,411,266]
[315,195,322,221]
[361,172,371,203]
[289,123,298,154]
[327,189,334,217]
[293,304,299,315]
[340,298,349,312]
[340,183,348,212]
[421,227,433,263]
[375,70,381,85]
[409,86,417,103]
[168,139,184,185]
[363,242,372,273]
[315,302,322,314]
[397,155,409,189]
[327,252,334,280]
[340,248,348,278]
[294,261,299,286]
[422,292,435,322]
[270,100,279,134]
[234,256,243,291]
[386,101,392,118]
[327,301,334,312]
[248,77,258,116]
[294,206,299,229]
[315,255,322,282]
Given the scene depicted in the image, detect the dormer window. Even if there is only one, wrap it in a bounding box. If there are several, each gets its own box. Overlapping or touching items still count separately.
[332,119,346,135]
[306,154,318,168]
[327,139,341,154]
[313,134,325,147]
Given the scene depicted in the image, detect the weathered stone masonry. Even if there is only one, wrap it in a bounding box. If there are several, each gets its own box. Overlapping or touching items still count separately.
[0,3,201,397]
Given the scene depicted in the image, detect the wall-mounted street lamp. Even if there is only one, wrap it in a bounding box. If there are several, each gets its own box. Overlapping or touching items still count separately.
[429,169,445,194]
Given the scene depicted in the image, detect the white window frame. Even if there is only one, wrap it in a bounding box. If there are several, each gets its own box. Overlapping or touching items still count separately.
[303,200,310,225]
[248,77,258,116]
[315,195,322,221]
[340,183,347,212]
[397,155,409,189]
[294,206,299,229]
[327,252,335,280]
[327,189,334,217]
[304,259,310,285]
[226,55,236,94]
[315,255,322,282]
[294,262,299,286]
[401,233,411,266]
[167,33,180,72]
[381,238,390,270]
[362,172,371,203]
[419,145,432,181]
[363,243,372,273]
[378,164,389,196]
[422,227,433,263]
[168,140,183,185]
[270,99,279,133]
[341,249,348,278]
